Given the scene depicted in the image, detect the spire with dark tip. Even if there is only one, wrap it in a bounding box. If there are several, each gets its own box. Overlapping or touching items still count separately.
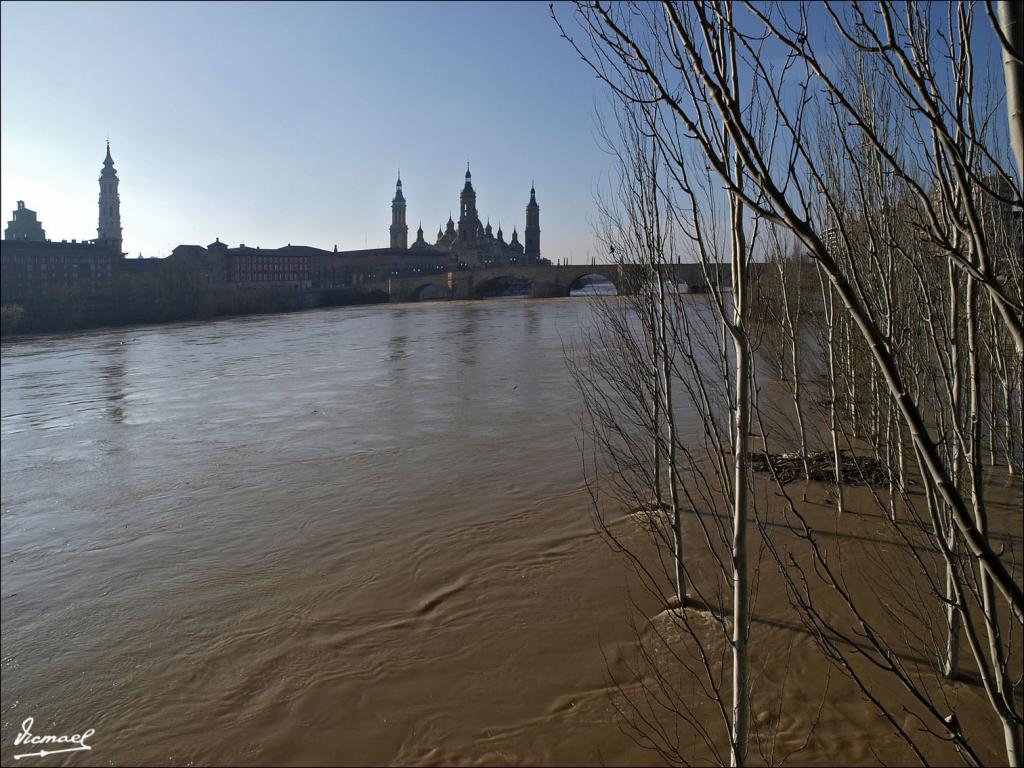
[390,169,408,248]
[525,181,540,261]
[98,140,122,254]
[459,165,478,240]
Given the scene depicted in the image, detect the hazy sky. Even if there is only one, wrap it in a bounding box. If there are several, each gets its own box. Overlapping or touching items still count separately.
[1,1,612,261]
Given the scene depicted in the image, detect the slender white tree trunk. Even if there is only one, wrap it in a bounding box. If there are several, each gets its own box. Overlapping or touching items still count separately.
[650,285,663,511]
[845,320,857,427]
[967,280,1021,767]
[997,1,1024,198]
[945,261,963,680]
[779,255,809,481]
[817,264,845,513]
[728,21,749,758]
[656,264,685,606]
[729,232,750,766]
[1003,377,1016,474]
[729,248,750,768]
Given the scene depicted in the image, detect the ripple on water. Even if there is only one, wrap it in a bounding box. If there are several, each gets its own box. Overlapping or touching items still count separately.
[3,299,1006,766]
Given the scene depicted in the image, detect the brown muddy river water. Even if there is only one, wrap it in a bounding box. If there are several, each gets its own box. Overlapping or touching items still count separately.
[1,298,670,766]
[1,297,1015,767]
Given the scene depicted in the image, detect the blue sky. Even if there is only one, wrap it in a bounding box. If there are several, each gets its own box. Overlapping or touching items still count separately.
[1,1,612,261]
[3,2,1010,263]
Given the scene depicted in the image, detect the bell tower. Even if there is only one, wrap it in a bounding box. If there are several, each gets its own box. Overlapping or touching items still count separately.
[97,141,123,254]
[524,182,540,262]
[458,162,479,241]
[390,172,408,250]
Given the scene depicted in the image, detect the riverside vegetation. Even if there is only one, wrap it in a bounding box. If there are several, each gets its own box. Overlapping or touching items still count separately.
[555,1,1023,765]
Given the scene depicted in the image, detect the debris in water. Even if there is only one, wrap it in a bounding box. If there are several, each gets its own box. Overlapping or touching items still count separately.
[747,450,893,487]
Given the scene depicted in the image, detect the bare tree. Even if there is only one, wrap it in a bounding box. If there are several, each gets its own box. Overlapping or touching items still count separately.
[555,1,1022,764]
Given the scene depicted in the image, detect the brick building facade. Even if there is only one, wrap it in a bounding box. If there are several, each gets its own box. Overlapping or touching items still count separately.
[0,238,119,304]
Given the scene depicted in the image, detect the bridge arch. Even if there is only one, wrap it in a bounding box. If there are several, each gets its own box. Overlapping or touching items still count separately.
[406,282,448,301]
[472,274,535,299]
[566,270,620,296]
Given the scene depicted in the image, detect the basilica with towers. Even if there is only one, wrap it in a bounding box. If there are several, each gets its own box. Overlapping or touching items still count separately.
[2,146,550,314]
[389,165,543,268]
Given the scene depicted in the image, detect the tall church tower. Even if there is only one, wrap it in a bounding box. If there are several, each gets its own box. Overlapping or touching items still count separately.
[524,182,540,262]
[458,163,479,241]
[390,173,408,249]
[97,141,123,254]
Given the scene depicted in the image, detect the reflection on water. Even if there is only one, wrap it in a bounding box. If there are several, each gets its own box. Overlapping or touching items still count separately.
[0,298,651,766]
[569,279,617,297]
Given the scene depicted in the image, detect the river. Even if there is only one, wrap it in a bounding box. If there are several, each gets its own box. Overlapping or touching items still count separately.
[4,295,1015,767]
[1,297,658,766]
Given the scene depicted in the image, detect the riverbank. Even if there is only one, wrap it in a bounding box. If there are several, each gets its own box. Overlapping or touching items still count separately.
[0,285,391,338]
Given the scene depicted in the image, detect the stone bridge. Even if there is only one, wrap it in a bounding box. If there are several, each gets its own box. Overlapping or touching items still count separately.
[363,263,727,303]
